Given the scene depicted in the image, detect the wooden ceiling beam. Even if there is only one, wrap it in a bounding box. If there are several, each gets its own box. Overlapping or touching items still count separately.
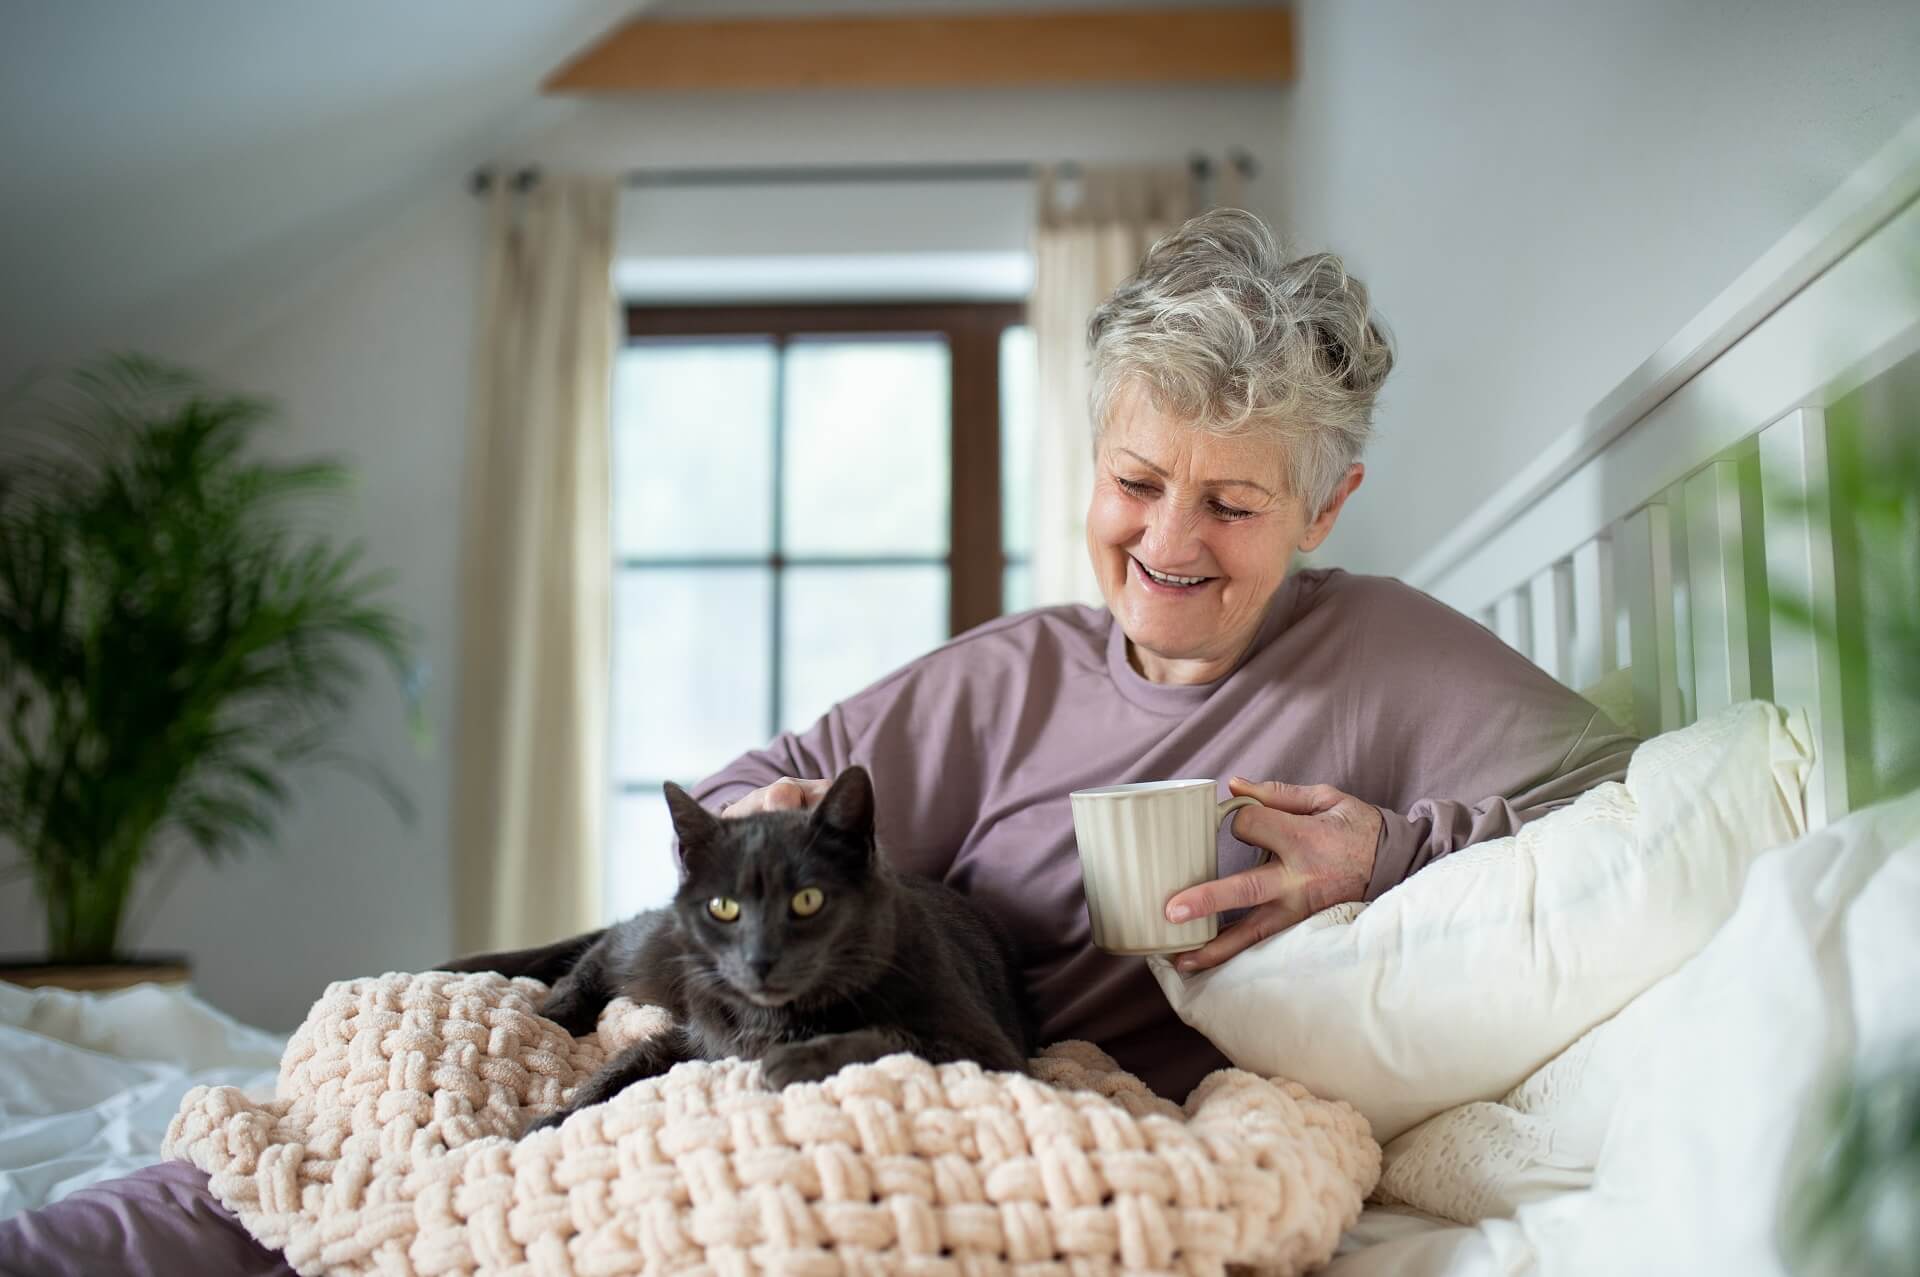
[542,7,1294,94]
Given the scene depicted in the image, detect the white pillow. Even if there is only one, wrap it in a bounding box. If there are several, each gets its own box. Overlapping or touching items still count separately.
[1510,788,1920,1276]
[1150,701,1812,1143]
[1370,787,1920,1262]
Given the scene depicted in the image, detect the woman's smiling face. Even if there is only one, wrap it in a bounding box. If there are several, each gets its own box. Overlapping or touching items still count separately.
[1086,383,1360,683]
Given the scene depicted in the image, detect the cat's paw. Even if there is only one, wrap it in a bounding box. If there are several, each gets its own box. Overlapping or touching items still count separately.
[520,1109,570,1138]
[539,999,600,1038]
[761,1041,846,1090]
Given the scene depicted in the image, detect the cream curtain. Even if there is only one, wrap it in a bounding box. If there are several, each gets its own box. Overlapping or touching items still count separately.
[453,176,617,952]
[1029,166,1201,608]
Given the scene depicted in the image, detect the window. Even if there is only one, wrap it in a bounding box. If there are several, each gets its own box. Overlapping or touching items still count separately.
[607,304,1034,917]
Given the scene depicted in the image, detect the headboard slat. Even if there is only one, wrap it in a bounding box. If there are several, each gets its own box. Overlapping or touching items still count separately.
[1659,481,1698,728]
[1759,408,1851,826]
[1493,587,1532,659]
[1528,563,1574,682]
[1569,535,1617,689]
[1620,504,1682,734]
[1682,460,1757,715]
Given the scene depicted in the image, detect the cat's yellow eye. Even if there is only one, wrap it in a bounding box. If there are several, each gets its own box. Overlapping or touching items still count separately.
[791,887,825,918]
[707,897,740,923]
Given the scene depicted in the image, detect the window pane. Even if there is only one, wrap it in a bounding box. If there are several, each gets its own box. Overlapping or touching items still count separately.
[780,565,947,732]
[613,341,775,556]
[612,567,772,781]
[605,789,680,921]
[782,339,950,556]
[1000,325,1037,562]
[1003,561,1032,614]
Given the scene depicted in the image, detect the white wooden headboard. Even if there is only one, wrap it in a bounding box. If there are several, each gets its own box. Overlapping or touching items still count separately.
[1408,118,1920,831]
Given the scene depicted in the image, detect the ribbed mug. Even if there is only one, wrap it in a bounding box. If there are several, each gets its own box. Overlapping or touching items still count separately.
[1068,780,1260,955]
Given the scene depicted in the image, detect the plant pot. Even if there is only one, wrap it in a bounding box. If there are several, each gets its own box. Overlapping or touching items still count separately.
[0,954,192,993]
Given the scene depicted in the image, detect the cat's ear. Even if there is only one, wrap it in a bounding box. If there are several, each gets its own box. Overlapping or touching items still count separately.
[811,766,876,843]
[663,782,722,853]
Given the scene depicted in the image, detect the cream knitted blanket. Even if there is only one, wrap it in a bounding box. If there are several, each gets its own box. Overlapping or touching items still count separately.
[164,971,1378,1276]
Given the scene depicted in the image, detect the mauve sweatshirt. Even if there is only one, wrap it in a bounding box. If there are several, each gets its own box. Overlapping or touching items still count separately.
[693,568,1638,1101]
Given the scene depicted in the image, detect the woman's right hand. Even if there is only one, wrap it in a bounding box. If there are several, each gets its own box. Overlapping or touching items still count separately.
[718,776,831,818]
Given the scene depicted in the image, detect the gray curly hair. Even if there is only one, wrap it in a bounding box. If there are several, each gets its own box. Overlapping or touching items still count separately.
[1086,207,1395,512]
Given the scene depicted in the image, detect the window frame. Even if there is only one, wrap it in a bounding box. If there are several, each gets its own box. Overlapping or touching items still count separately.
[624,302,1025,637]
[613,300,1026,799]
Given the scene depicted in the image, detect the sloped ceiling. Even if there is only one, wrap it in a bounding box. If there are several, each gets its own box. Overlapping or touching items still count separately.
[0,0,1285,385]
[0,0,638,383]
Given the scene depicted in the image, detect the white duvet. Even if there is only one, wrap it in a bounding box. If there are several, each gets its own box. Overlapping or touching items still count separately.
[0,980,282,1220]
[1325,787,1920,1277]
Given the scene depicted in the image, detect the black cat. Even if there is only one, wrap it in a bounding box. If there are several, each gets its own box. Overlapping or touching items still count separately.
[442,767,1032,1135]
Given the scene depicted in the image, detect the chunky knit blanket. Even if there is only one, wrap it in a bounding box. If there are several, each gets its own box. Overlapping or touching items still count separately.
[164,971,1378,1276]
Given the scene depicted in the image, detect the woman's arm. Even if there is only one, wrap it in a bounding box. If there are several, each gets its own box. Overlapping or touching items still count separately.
[1165,707,1634,974]
[685,646,994,882]
[1367,708,1635,898]
[1166,574,1640,972]
[691,728,847,818]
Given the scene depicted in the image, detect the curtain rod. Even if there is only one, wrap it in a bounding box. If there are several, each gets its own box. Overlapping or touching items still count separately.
[470,149,1256,195]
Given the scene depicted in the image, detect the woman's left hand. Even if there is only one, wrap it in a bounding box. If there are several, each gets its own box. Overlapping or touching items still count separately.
[1163,777,1382,973]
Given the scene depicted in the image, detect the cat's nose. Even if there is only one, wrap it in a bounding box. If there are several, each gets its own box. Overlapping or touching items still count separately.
[748,957,775,982]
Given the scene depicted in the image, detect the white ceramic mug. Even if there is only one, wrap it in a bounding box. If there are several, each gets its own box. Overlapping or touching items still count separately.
[1068,780,1262,955]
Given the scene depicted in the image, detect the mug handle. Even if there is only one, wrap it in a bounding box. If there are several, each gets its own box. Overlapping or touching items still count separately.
[1215,794,1267,861]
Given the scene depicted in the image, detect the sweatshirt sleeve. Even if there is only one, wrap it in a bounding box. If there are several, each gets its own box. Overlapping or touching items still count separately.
[1317,574,1641,902]
[689,710,855,818]
[1363,705,1638,900]
[686,640,999,881]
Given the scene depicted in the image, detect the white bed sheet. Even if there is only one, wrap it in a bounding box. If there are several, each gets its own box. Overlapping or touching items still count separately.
[0,980,283,1220]
[1327,1205,1509,1277]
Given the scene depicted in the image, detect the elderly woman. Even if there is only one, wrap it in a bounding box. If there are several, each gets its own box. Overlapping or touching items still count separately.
[702,208,1637,1102]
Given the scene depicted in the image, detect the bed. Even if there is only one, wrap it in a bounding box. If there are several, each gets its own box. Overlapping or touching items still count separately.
[5,121,1917,1276]
[0,982,282,1220]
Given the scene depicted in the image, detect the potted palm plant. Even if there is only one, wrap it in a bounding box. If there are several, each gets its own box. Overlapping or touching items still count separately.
[0,357,420,988]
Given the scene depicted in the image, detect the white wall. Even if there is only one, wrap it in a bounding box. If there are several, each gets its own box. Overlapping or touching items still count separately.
[1280,0,1920,577]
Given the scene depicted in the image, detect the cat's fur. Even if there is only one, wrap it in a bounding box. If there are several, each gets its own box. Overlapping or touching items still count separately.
[441,767,1032,1136]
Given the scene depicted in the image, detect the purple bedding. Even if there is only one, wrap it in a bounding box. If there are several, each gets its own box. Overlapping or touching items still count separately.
[0,1162,292,1277]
